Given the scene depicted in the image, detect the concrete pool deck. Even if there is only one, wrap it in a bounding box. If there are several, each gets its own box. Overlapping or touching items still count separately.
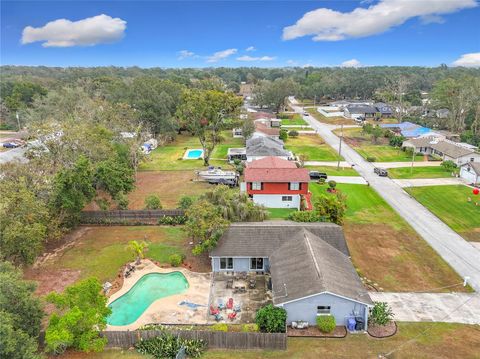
[106,259,211,331]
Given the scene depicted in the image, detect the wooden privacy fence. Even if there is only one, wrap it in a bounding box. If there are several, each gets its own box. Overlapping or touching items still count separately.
[80,210,185,224]
[103,330,287,350]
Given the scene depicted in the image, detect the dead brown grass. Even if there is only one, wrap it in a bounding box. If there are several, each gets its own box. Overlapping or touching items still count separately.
[344,223,472,292]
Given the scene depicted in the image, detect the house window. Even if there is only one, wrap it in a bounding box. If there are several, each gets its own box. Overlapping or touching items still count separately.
[251,182,262,190]
[250,258,264,270]
[317,306,331,315]
[220,258,233,270]
[289,182,300,190]
[282,196,293,201]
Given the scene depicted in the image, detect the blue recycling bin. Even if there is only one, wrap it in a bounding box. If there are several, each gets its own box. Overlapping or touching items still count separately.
[347,318,356,331]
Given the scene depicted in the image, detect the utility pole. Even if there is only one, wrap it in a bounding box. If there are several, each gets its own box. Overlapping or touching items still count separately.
[410,147,415,174]
[337,124,343,170]
[314,95,317,108]
[16,111,21,131]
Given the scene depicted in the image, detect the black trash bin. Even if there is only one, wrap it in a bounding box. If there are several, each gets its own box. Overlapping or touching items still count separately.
[355,316,365,331]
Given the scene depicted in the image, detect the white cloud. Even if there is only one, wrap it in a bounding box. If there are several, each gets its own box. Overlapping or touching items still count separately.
[246,46,256,52]
[341,59,362,68]
[283,0,477,42]
[178,50,195,60]
[22,14,126,47]
[206,48,237,63]
[452,52,480,68]
[420,14,445,24]
[237,55,275,62]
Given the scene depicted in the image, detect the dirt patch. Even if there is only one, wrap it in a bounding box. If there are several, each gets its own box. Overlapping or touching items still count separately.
[84,171,210,210]
[368,321,397,338]
[462,228,480,242]
[24,267,81,296]
[344,223,470,292]
[288,325,347,338]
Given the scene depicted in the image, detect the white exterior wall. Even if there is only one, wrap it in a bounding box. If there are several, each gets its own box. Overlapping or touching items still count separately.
[252,194,300,209]
[211,257,270,272]
[460,167,479,184]
[246,155,290,162]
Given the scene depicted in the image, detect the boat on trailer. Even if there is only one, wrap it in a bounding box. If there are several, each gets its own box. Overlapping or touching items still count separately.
[195,167,239,186]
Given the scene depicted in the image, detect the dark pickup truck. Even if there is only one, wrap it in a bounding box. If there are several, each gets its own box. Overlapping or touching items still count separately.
[374,167,388,177]
[309,171,328,180]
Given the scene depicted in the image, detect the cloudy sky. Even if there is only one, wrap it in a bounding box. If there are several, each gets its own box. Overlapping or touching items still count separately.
[1,0,480,67]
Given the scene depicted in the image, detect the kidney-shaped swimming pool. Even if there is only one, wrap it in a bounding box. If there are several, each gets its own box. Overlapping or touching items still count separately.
[107,272,189,326]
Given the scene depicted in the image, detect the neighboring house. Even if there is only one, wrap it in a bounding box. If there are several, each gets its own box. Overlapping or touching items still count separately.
[210,222,373,329]
[243,156,310,209]
[254,119,280,138]
[436,109,450,119]
[402,137,480,166]
[460,162,480,184]
[373,102,393,118]
[344,104,377,119]
[246,137,293,162]
[227,147,247,162]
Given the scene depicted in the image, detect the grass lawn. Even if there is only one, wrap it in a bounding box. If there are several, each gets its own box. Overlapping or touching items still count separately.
[388,166,453,179]
[335,127,425,162]
[55,323,480,359]
[280,117,307,126]
[24,226,197,295]
[405,185,480,241]
[305,165,358,177]
[310,183,470,292]
[267,208,297,219]
[285,134,342,161]
[139,132,243,171]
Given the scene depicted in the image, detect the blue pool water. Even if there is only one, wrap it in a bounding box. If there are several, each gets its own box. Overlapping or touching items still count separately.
[107,272,189,326]
[186,149,203,159]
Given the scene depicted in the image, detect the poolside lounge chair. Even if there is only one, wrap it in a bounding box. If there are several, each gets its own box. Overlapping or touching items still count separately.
[210,305,220,316]
[226,298,233,310]
[214,313,223,322]
[228,312,237,321]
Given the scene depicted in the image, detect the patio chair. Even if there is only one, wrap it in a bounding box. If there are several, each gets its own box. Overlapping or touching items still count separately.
[226,279,233,289]
[233,303,241,312]
[249,279,256,289]
[226,297,233,310]
[217,298,226,310]
[228,312,237,321]
[209,305,220,316]
[214,313,223,322]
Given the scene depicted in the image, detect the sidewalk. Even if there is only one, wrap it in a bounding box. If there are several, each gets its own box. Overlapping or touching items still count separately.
[393,178,467,188]
[375,161,442,168]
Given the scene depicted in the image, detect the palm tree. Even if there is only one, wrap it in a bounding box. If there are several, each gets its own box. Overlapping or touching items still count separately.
[126,240,148,265]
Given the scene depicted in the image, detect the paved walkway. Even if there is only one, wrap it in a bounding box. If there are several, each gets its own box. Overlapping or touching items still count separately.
[376,161,443,168]
[290,100,480,292]
[328,176,367,185]
[393,178,467,188]
[304,160,352,167]
[369,292,480,324]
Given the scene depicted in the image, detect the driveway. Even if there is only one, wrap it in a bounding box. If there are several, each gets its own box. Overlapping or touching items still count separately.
[393,178,467,188]
[290,100,480,292]
[0,146,27,164]
[369,292,480,324]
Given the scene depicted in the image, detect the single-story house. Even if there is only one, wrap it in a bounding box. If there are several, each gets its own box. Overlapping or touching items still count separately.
[402,137,480,166]
[210,222,373,329]
[243,156,311,209]
[344,104,377,119]
[460,162,480,184]
[246,136,293,162]
[374,102,393,117]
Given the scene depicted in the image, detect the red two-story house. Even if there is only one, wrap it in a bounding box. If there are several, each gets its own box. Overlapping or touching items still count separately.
[243,157,311,210]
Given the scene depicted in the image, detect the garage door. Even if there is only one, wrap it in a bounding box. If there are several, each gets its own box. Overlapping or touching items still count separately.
[461,168,476,183]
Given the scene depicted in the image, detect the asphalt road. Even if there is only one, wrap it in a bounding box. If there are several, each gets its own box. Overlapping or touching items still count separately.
[291,100,480,292]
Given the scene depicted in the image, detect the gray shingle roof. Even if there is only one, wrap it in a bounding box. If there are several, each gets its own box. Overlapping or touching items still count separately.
[405,138,475,159]
[270,230,372,306]
[461,161,480,175]
[246,137,291,157]
[346,104,377,114]
[210,221,349,258]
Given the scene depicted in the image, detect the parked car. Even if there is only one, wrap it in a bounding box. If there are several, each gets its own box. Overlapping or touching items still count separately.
[374,167,388,177]
[309,171,328,180]
[303,111,309,116]
[2,142,20,148]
